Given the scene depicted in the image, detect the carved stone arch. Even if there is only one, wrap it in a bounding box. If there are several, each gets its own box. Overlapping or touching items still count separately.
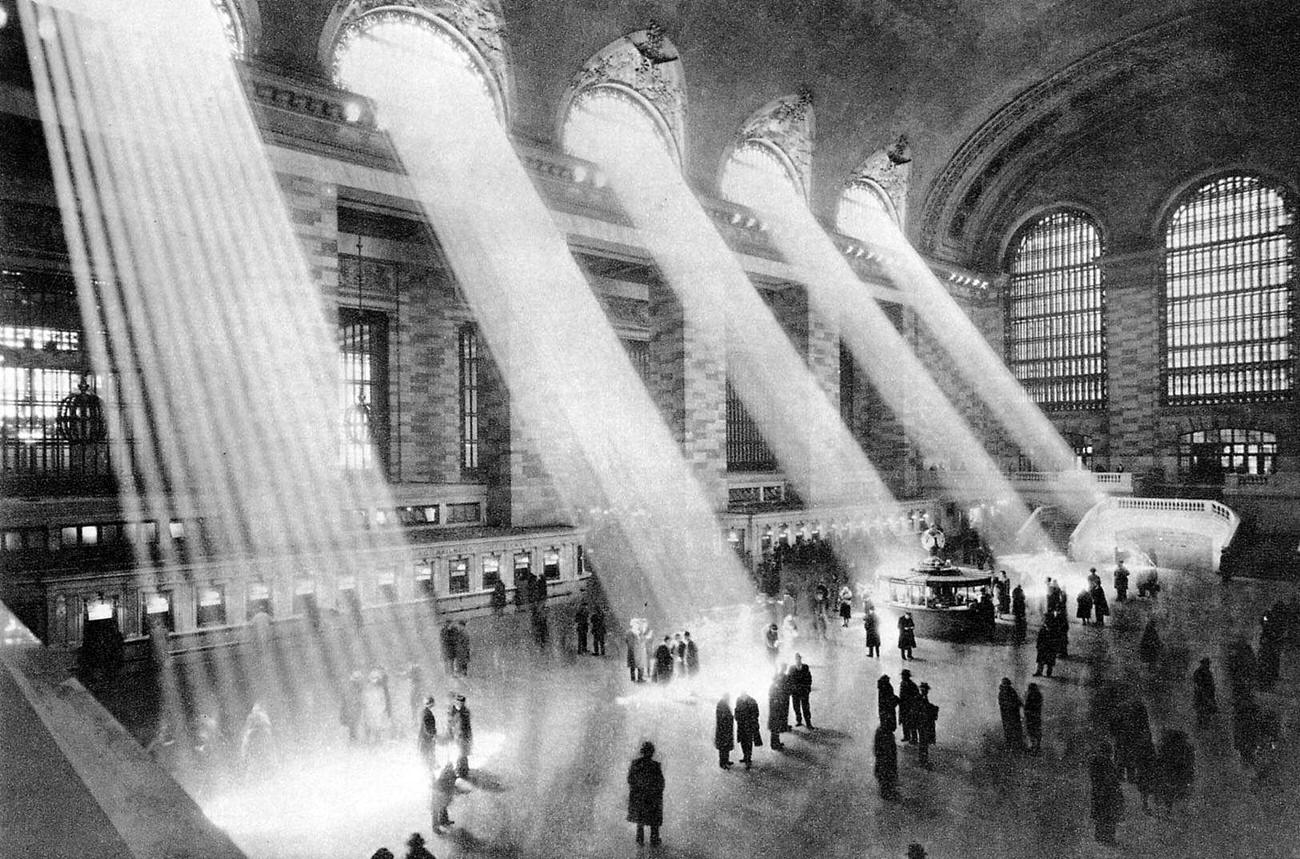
[214,0,262,59]
[318,0,513,123]
[557,27,688,167]
[841,135,911,227]
[721,91,815,204]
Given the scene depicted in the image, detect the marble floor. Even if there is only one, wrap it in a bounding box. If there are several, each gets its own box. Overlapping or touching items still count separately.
[99,559,1300,859]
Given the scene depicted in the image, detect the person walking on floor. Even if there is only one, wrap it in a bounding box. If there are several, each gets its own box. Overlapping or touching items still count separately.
[878,674,899,734]
[768,667,790,750]
[898,669,920,743]
[998,678,1024,751]
[453,621,470,677]
[627,741,664,846]
[1024,683,1043,754]
[1034,624,1057,677]
[430,759,458,831]
[1011,584,1027,645]
[916,682,938,767]
[448,694,473,778]
[1076,589,1094,626]
[787,653,813,729]
[1089,741,1124,844]
[590,606,607,656]
[734,690,763,769]
[874,725,899,800]
[653,636,674,683]
[1113,562,1129,602]
[898,611,917,660]
[684,631,698,675]
[839,585,854,627]
[864,607,881,657]
[403,832,436,859]
[1192,657,1218,724]
[574,602,590,654]
[1155,729,1195,814]
[1091,581,1110,628]
[764,623,780,664]
[714,694,735,769]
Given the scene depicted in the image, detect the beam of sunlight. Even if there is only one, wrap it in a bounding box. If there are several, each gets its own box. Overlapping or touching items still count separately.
[860,208,1104,517]
[567,107,896,515]
[20,0,434,815]
[735,173,1046,554]
[334,22,751,627]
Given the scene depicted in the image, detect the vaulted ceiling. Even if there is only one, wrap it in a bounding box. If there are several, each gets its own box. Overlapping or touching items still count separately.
[4,0,1295,271]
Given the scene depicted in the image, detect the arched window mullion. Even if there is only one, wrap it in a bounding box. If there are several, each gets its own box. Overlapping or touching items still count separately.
[1162,173,1294,405]
[1005,209,1106,410]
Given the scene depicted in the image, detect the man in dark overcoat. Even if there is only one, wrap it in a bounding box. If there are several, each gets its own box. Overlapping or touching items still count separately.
[877,674,899,733]
[916,682,938,767]
[1034,624,1057,677]
[898,669,920,743]
[447,694,473,778]
[734,690,763,769]
[627,741,664,846]
[767,668,790,749]
[1192,657,1217,722]
[714,693,735,768]
[787,653,813,728]
[590,606,607,656]
[575,602,590,654]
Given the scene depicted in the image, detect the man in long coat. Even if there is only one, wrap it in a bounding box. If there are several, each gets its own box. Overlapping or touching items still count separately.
[897,611,917,660]
[653,636,675,682]
[734,691,763,769]
[1089,742,1124,843]
[714,694,735,768]
[998,678,1023,751]
[916,682,938,767]
[877,674,899,733]
[627,741,664,846]
[1034,624,1057,677]
[416,696,438,771]
[898,669,920,743]
[864,608,881,657]
[574,603,590,654]
[1192,657,1218,723]
[767,668,790,749]
[1011,585,1027,644]
[787,653,813,728]
[448,694,473,778]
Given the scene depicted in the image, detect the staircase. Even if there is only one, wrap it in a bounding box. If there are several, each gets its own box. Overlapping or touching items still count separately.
[1068,497,1240,573]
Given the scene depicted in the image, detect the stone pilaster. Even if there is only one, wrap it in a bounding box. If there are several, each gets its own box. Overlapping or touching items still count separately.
[1103,252,1162,477]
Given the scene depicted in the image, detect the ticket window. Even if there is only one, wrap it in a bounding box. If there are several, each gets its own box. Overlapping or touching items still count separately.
[448,557,470,595]
[85,593,118,627]
[543,548,561,581]
[196,585,227,628]
[292,578,318,618]
[481,556,501,591]
[415,561,435,599]
[246,581,273,620]
[339,575,362,618]
[142,591,174,633]
[377,569,398,603]
[514,552,532,581]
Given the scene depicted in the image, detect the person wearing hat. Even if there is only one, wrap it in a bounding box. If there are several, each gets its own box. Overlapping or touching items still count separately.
[898,669,920,743]
[916,682,939,767]
[1192,656,1218,723]
[627,740,665,845]
[447,694,473,778]
[403,832,435,859]
[430,758,458,831]
[417,696,438,771]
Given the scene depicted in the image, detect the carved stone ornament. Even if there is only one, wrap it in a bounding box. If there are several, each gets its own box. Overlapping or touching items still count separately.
[565,28,687,164]
[847,134,912,226]
[732,90,816,203]
[326,0,512,120]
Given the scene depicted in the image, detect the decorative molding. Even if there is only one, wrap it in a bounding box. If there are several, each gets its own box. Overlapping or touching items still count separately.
[728,89,815,203]
[918,3,1260,257]
[845,135,911,226]
[562,28,688,165]
[319,0,512,121]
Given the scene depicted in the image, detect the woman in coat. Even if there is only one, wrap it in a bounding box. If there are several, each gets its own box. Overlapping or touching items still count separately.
[997,678,1023,751]
[864,608,881,657]
[627,741,665,846]
[767,668,790,749]
[1023,683,1043,753]
[714,694,735,768]
[1076,589,1094,625]
[877,674,899,733]
[897,611,917,660]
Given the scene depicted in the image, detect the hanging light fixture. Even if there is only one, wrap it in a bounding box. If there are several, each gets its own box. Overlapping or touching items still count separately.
[57,373,106,444]
[346,236,372,444]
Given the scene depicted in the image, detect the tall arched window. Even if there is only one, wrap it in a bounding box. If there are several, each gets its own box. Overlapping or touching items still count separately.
[561,85,676,168]
[1005,210,1106,409]
[1163,174,1294,404]
[836,179,898,240]
[719,139,802,210]
[330,9,504,121]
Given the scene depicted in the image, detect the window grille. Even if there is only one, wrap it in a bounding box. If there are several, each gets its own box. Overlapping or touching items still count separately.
[1162,175,1294,405]
[1005,210,1106,409]
[1178,428,1276,480]
[458,324,480,470]
[726,379,776,471]
[339,307,389,473]
[836,179,898,240]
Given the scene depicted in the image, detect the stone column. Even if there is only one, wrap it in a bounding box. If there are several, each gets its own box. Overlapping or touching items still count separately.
[1103,250,1163,478]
